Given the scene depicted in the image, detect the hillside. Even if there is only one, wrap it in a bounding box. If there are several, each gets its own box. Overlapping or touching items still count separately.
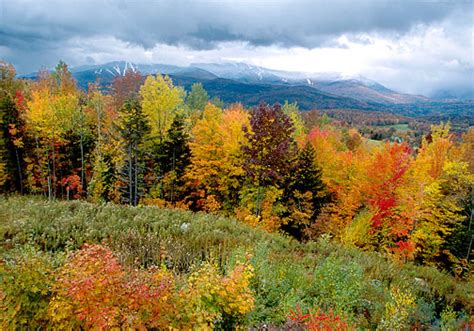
[1,196,473,329]
[22,61,474,118]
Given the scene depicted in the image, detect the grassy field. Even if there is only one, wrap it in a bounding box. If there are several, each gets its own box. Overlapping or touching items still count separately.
[374,123,410,132]
[1,195,473,329]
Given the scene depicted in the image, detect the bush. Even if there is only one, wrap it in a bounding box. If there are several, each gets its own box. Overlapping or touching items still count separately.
[0,246,63,329]
[46,244,254,329]
[288,305,356,330]
[311,254,364,316]
[1,196,473,328]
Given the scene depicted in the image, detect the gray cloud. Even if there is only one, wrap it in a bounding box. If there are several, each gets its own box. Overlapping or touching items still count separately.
[1,1,469,51]
[0,0,472,97]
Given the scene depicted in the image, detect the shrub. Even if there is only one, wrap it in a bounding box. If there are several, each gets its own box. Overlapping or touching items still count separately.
[377,286,416,330]
[288,305,355,331]
[49,244,176,329]
[1,196,473,328]
[47,244,254,329]
[311,254,364,316]
[0,246,62,329]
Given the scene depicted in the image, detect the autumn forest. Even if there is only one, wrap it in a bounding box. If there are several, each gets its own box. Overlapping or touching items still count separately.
[1,61,473,329]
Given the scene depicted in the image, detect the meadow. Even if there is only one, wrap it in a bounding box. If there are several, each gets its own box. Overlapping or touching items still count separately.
[1,196,473,329]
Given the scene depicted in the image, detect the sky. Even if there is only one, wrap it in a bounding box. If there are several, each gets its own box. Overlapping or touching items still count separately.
[0,0,473,97]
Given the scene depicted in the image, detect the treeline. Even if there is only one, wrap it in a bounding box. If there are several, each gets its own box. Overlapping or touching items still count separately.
[0,61,473,276]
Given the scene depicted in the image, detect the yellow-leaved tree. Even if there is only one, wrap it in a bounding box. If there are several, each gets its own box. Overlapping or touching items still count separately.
[25,67,78,198]
[139,74,185,143]
[185,103,250,212]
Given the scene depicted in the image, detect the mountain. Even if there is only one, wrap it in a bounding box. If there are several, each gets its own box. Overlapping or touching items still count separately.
[168,75,381,111]
[190,62,284,84]
[22,61,473,119]
[190,62,430,105]
[66,61,218,89]
[311,79,429,104]
[65,61,431,105]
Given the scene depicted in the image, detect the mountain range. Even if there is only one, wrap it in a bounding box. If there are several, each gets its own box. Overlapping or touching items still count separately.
[24,61,473,119]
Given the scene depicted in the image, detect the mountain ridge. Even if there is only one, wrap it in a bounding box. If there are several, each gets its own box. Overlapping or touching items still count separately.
[21,61,473,118]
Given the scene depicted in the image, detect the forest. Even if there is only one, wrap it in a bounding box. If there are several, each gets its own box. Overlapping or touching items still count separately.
[1,61,473,329]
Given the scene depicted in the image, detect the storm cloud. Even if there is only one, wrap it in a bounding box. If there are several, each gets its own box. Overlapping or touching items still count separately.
[0,0,472,97]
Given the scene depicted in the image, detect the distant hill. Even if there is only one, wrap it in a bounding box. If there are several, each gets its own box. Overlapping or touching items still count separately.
[169,75,382,111]
[22,61,474,119]
[311,79,429,104]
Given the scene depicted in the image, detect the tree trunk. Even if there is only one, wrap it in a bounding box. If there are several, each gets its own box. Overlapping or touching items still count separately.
[15,148,23,194]
[35,136,47,197]
[256,185,263,217]
[134,152,138,206]
[80,108,85,195]
[51,138,56,198]
[128,144,133,205]
[171,146,176,203]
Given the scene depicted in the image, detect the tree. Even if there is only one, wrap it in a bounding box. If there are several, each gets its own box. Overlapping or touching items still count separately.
[116,99,149,205]
[364,142,414,258]
[0,62,25,193]
[241,103,295,219]
[0,98,21,191]
[186,83,209,129]
[0,61,23,101]
[25,64,79,198]
[282,101,306,146]
[242,103,295,188]
[283,143,328,239]
[306,126,368,239]
[140,74,184,144]
[412,161,474,269]
[210,96,225,109]
[87,86,119,203]
[186,83,208,112]
[151,115,191,203]
[184,104,250,212]
[184,103,224,211]
[111,70,143,110]
[0,99,9,189]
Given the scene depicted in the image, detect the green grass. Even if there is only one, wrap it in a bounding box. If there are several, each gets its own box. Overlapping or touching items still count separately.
[1,195,473,327]
[365,138,384,148]
[374,123,410,132]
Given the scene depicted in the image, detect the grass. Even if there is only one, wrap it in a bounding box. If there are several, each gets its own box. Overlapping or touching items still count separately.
[374,123,410,132]
[1,195,473,328]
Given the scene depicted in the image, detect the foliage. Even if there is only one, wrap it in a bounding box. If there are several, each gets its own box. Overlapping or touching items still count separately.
[116,98,150,205]
[0,247,62,329]
[1,59,474,329]
[242,103,295,188]
[289,306,355,331]
[1,196,474,328]
[377,286,416,330]
[139,74,184,143]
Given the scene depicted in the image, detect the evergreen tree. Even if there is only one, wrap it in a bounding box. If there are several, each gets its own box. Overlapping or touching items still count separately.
[154,115,191,202]
[0,62,25,193]
[0,97,24,192]
[116,99,149,206]
[283,143,329,239]
[186,83,208,112]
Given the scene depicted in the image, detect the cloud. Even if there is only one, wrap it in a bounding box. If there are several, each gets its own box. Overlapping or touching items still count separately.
[1,0,467,50]
[0,0,472,97]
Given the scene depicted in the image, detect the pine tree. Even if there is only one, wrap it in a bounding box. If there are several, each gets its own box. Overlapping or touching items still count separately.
[283,143,328,239]
[186,83,208,112]
[116,99,150,206]
[154,115,191,202]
